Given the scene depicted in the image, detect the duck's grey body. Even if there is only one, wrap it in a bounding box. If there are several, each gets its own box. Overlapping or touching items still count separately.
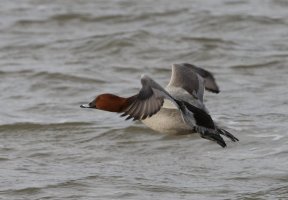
[141,102,191,134]
[142,63,210,134]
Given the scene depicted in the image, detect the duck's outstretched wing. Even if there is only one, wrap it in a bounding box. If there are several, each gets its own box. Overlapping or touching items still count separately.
[180,63,220,93]
[120,74,178,121]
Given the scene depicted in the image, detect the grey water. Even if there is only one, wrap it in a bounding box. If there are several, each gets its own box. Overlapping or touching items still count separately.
[1,0,288,199]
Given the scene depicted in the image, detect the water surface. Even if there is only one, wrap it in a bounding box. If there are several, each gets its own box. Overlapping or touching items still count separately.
[1,0,288,199]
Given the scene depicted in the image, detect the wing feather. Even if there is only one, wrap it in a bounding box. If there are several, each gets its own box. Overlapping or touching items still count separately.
[180,63,220,93]
[167,63,220,103]
[141,100,150,120]
[120,75,177,121]
[132,101,145,121]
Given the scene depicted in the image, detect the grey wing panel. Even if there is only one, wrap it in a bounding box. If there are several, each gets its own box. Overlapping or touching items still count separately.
[167,64,205,102]
[181,63,220,93]
[121,75,166,121]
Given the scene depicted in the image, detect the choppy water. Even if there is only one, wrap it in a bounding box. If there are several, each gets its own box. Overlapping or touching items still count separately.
[1,0,288,199]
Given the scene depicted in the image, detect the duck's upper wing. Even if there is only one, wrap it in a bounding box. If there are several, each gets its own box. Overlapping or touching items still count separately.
[167,63,206,102]
[179,63,220,93]
[120,74,179,121]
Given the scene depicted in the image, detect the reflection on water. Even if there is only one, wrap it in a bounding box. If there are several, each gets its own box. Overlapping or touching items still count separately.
[0,0,288,199]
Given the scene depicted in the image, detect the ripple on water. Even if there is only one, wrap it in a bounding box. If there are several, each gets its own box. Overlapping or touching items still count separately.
[1,0,288,200]
[231,60,282,69]
[0,122,93,133]
[29,71,106,84]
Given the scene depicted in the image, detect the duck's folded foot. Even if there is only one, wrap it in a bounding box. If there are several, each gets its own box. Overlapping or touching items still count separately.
[194,127,226,148]
[201,131,227,148]
[217,128,239,142]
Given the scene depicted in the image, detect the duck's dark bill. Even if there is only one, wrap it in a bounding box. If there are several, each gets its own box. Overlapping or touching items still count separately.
[80,104,90,108]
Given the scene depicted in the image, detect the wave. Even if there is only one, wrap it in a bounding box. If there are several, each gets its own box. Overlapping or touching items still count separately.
[1,179,89,196]
[0,69,35,76]
[29,71,106,84]
[14,8,189,26]
[231,61,281,69]
[0,122,93,132]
